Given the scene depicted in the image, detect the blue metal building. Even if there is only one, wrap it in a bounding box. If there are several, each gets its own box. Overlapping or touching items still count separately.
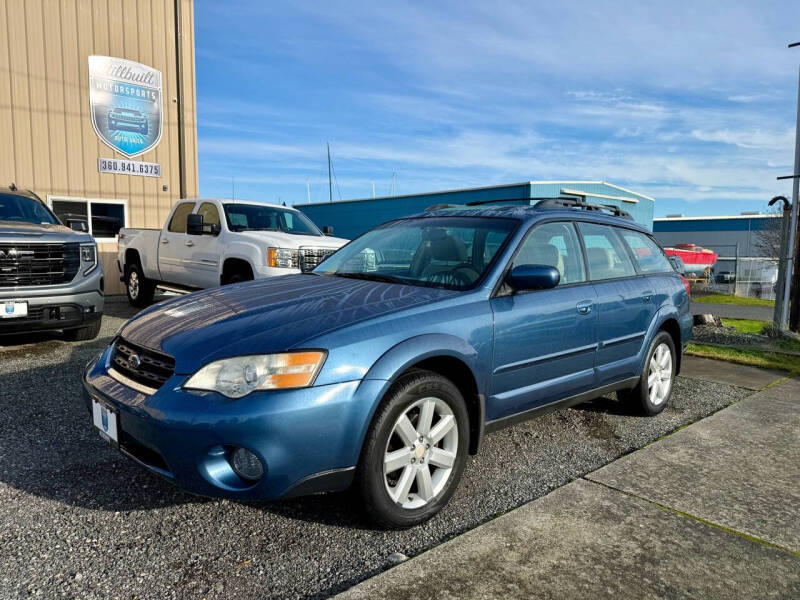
[295,181,655,240]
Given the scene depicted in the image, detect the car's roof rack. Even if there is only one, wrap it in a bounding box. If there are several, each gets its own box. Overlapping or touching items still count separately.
[534,197,634,220]
[424,196,633,220]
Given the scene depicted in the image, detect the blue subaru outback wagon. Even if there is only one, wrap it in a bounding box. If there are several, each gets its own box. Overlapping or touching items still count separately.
[84,198,691,528]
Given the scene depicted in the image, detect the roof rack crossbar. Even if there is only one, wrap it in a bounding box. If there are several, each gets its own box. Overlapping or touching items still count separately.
[533,197,633,220]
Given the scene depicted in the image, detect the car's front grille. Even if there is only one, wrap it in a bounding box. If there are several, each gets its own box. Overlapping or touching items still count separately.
[110,338,175,392]
[0,242,80,287]
[299,247,337,273]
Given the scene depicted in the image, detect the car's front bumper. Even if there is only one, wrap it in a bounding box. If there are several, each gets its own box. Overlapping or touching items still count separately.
[82,346,387,501]
[0,269,104,334]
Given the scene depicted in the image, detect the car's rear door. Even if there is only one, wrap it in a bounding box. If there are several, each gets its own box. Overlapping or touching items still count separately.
[489,221,597,422]
[576,221,646,386]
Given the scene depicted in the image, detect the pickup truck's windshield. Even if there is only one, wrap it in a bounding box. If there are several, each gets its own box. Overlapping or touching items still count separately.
[223,203,322,236]
[0,193,60,225]
[314,216,518,290]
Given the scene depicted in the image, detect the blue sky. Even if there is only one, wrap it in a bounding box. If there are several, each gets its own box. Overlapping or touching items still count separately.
[194,1,800,217]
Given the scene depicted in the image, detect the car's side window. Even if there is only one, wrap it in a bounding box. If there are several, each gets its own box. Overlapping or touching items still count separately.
[513,221,586,285]
[168,202,195,233]
[196,202,220,227]
[576,222,637,281]
[618,229,672,274]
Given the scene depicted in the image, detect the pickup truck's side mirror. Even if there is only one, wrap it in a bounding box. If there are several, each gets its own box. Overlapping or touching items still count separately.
[507,264,560,291]
[186,213,204,236]
[322,225,334,236]
[66,217,89,233]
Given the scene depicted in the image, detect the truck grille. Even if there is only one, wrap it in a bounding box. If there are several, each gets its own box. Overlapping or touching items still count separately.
[299,247,336,273]
[110,338,176,392]
[0,242,80,287]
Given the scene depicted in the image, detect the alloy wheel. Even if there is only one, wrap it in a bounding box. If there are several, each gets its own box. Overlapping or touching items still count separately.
[128,270,140,300]
[383,396,458,509]
[648,342,673,406]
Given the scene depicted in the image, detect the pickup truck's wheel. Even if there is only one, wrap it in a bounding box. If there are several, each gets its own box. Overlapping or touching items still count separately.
[63,320,101,342]
[356,370,469,529]
[125,263,155,307]
[618,330,676,416]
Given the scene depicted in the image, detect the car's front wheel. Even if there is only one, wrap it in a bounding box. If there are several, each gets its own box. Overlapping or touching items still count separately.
[618,330,676,416]
[356,370,469,529]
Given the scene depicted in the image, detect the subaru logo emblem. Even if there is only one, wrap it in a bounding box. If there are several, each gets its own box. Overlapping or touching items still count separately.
[128,354,141,370]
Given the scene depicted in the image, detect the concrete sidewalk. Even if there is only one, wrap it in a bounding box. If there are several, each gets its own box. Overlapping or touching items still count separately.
[338,376,800,599]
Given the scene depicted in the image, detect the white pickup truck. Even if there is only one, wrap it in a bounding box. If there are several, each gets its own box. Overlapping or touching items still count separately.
[117,198,348,306]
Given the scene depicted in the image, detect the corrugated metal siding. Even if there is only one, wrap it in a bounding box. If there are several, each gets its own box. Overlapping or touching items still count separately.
[297,181,655,240]
[652,216,777,258]
[0,0,198,293]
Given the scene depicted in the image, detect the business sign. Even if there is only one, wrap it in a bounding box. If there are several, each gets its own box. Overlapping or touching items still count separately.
[98,157,161,178]
[88,56,162,158]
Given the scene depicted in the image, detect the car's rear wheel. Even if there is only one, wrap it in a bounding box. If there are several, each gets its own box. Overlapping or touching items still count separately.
[125,262,155,307]
[618,330,676,416]
[356,370,469,529]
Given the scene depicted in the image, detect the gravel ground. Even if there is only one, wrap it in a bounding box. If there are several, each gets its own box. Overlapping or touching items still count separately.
[0,299,753,600]
[692,323,767,347]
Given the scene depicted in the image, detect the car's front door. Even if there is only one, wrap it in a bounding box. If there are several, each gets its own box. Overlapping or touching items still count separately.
[183,202,223,288]
[576,221,644,386]
[158,201,196,285]
[489,221,597,422]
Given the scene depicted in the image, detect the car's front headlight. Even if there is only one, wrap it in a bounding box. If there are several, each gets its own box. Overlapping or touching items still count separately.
[267,247,298,268]
[183,351,327,398]
[80,242,98,275]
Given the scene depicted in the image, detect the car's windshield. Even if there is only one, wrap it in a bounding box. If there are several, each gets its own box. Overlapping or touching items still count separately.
[314,216,518,290]
[0,193,60,225]
[223,203,322,236]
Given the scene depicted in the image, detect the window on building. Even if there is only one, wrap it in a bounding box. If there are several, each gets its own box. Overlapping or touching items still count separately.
[576,222,637,280]
[49,197,127,241]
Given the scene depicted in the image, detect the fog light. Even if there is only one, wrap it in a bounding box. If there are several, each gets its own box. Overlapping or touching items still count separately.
[230,447,264,481]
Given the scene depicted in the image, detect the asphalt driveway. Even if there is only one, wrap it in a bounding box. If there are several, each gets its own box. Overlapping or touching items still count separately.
[0,298,758,599]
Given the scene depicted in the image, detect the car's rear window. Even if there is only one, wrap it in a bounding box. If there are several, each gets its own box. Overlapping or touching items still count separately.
[618,229,673,274]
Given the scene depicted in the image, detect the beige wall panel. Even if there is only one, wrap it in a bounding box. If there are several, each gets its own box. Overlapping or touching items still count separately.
[7,0,35,186]
[0,2,17,184]
[58,0,86,195]
[182,0,198,197]
[42,0,70,195]
[76,0,101,196]
[104,0,129,210]
[163,0,181,220]
[24,0,52,191]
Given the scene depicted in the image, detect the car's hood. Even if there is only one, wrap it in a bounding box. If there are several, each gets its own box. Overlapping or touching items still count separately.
[0,220,89,241]
[119,274,456,374]
[231,230,348,249]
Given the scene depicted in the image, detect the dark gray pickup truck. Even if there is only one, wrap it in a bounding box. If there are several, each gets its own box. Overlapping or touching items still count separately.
[0,185,103,340]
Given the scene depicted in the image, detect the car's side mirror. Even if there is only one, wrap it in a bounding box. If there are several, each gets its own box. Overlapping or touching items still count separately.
[66,217,89,233]
[186,213,204,235]
[322,225,334,236]
[507,264,560,291]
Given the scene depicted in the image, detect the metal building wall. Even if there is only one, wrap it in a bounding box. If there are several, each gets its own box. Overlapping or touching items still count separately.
[297,181,655,240]
[0,0,198,292]
[652,216,779,259]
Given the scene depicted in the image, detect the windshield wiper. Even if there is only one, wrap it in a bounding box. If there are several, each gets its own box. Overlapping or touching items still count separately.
[332,272,405,284]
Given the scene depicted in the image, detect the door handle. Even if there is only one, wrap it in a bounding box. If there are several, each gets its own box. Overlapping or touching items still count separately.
[576,300,593,315]
[185,240,194,247]
[161,238,169,244]
[642,290,655,302]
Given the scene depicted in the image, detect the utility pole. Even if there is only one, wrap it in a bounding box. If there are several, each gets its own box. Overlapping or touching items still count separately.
[327,142,333,203]
[781,42,800,331]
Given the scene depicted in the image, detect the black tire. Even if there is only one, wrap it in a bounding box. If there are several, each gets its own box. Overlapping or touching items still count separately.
[356,370,469,529]
[63,319,101,342]
[223,271,252,285]
[125,262,155,307]
[618,330,676,416]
